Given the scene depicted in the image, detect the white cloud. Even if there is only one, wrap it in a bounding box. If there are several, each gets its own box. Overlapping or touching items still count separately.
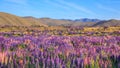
[44,0,71,10]
[4,0,28,5]
[54,0,96,15]
[97,3,120,14]
[44,0,96,15]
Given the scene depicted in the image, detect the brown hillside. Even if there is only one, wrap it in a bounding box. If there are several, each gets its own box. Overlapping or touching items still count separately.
[93,19,120,27]
[0,12,46,26]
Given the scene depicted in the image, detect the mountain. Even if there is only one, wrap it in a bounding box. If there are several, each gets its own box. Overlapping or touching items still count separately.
[93,19,120,27]
[0,12,120,27]
[23,17,72,26]
[0,12,47,26]
[74,18,100,22]
[28,18,97,26]
[23,16,47,26]
[38,18,72,26]
[36,18,120,27]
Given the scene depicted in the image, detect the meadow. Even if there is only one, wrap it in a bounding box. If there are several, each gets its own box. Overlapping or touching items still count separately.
[0,26,120,68]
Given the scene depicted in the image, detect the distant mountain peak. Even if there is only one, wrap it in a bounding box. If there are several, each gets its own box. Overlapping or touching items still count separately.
[74,18,100,23]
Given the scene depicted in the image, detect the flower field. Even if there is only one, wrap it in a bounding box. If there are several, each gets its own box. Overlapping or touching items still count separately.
[0,26,120,68]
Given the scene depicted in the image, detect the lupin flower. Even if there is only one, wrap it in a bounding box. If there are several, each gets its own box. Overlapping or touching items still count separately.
[0,31,119,67]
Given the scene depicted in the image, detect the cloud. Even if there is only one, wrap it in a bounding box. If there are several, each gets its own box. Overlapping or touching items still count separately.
[4,0,28,5]
[44,0,96,15]
[97,3,120,14]
[54,0,96,15]
[44,0,71,10]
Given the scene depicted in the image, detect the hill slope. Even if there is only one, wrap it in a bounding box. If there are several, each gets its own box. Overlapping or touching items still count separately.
[38,18,72,26]
[23,16,47,26]
[93,19,120,27]
[0,12,46,26]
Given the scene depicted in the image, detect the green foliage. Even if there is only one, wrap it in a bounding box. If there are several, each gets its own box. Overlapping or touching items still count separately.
[0,44,5,52]
[58,54,66,60]
[94,60,99,68]
[110,56,119,68]
[47,47,54,52]
[91,59,95,68]
[18,44,27,49]
[39,61,43,68]
[9,46,16,51]
[66,60,71,68]
[26,63,36,68]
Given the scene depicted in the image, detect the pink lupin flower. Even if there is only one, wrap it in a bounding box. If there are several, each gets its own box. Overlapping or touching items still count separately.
[84,57,89,66]
[0,52,7,64]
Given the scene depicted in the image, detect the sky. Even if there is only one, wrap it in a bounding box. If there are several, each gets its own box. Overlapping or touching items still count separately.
[0,0,120,20]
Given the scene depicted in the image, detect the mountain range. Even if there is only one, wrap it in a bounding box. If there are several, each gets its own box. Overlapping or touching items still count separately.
[0,12,120,27]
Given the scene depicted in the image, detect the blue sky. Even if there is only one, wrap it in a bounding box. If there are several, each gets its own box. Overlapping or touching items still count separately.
[0,0,120,20]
